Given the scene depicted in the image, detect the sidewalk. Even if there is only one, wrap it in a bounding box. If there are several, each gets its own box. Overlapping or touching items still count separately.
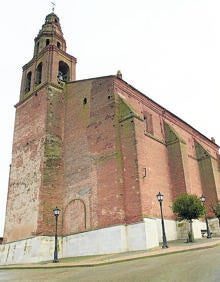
[1,237,220,269]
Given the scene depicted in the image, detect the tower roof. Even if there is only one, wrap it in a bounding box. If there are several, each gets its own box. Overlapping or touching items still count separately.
[33,12,67,55]
[36,12,64,40]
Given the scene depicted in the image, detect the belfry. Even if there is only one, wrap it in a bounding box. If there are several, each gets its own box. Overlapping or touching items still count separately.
[1,11,220,264]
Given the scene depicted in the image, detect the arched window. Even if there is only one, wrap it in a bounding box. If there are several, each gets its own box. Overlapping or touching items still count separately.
[57,42,61,49]
[36,62,42,85]
[25,71,32,93]
[46,39,50,46]
[58,61,69,82]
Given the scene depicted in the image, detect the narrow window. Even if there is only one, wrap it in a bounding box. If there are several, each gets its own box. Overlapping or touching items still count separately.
[83,98,87,105]
[46,39,50,46]
[25,71,32,93]
[144,112,154,135]
[57,42,61,49]
[36,62,42,85]
[36,42,40,54]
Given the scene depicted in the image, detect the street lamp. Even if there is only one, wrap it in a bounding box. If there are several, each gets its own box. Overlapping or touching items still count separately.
[156,192,168,248]
[53,206,60,263]
[200,195,212,239]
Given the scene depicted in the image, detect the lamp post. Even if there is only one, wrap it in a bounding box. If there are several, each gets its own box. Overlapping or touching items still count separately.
[53,207,60,263]
[200,195,212,239]
[156,192,168,248]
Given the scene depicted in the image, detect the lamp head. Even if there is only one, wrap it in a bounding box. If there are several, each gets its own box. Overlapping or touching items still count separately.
[53,207,60,216]
[157,192,163,202]
[200,194,206,203]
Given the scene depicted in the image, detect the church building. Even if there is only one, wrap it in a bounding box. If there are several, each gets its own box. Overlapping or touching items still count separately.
[1,12,220,264]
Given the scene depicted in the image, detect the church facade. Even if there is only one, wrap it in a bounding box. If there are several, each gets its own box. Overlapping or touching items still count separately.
[1,12,220,264]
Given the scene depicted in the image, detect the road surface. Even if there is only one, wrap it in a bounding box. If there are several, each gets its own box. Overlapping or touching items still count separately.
[0,245,220,281]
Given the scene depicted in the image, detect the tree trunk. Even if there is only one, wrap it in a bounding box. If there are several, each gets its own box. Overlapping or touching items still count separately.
[188,219,194,242]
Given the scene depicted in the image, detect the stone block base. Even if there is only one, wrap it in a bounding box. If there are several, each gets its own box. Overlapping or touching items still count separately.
[0,218,178,265]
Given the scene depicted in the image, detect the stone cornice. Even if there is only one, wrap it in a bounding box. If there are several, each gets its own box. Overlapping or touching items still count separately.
[23,46,76,71]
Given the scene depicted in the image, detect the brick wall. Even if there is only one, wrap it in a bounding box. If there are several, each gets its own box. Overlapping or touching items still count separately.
[4,75,220,242]
[4,87,47,242]
[113,77,220,220]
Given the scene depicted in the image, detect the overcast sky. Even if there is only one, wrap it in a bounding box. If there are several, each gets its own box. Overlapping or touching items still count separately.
[0,0,220,236]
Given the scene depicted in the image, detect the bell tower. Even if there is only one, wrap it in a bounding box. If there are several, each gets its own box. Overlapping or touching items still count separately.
[4,13,77,243]
[20,12,76,101]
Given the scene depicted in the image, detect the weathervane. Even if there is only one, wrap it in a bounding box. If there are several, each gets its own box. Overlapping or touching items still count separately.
[51,1,56,13]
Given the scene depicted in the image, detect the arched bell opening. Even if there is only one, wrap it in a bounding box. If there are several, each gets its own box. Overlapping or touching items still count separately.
[58,61,70,82]
[35,62,42,85]
[25,71,32,93]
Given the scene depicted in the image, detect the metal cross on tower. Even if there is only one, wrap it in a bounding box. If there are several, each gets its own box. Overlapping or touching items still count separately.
[51,2,56,13]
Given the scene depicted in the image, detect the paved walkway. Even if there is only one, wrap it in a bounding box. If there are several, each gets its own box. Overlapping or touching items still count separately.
[1,237,220,269]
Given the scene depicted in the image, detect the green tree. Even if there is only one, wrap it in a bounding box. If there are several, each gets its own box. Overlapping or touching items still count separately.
[172,193,205,242]
[211,201,220,227]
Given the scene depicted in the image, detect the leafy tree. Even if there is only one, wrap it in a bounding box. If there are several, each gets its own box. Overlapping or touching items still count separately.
[211,201,220,227]
[172,193,205,242]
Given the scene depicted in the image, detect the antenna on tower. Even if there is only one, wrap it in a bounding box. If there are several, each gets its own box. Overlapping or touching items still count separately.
[51,1,56,13]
